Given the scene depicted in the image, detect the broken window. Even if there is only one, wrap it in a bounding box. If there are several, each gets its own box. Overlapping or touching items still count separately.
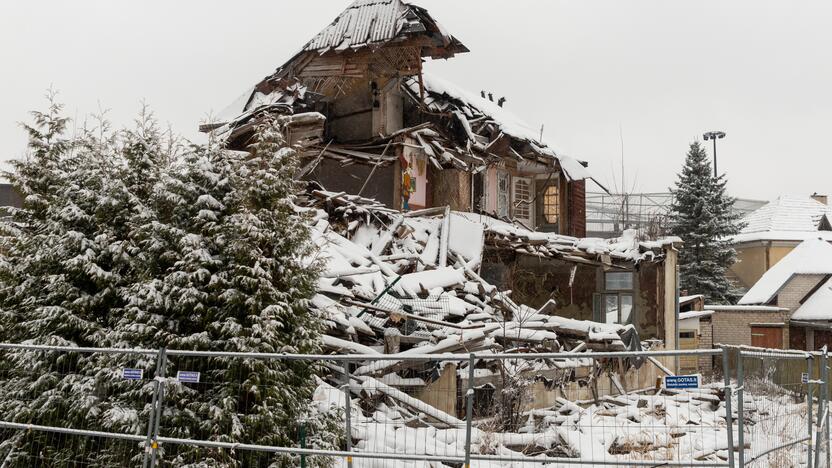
[543,184,559,224]
[594,272,635,325]
[605,272,634,290]
[512,176,534,228]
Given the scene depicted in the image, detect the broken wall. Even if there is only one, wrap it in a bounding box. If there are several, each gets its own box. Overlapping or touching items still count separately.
[430,166,471,212]
[307,159,395,208]
[326,83,374,142]
[480,251,670,342]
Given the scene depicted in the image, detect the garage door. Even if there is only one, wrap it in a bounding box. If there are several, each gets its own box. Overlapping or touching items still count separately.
[751,326,783,349]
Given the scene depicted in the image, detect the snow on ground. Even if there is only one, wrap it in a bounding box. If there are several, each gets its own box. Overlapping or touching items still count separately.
[315,377,824,467]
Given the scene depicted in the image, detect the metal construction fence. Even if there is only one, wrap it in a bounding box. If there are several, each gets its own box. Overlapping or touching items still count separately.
[0,343,829,467]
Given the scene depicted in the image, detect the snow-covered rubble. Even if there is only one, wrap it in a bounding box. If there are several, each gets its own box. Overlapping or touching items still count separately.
[298,189,723,465]
[314,376,815,467]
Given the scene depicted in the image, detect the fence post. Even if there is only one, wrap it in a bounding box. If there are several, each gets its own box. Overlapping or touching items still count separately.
[142,349,164,468]
[722,348,735,468]
[464,353,475,468]
[815,351,827,468]
[736,351,745,468]
[810,354,815,468]
[825,349,830,468]
[343,359,353,468]
[149,347,167,468]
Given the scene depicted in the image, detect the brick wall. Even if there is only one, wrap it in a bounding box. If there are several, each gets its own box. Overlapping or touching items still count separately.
[698,318,714,372]
[711,309,790,348]
[568,179,586,238]
[776,273,827,310]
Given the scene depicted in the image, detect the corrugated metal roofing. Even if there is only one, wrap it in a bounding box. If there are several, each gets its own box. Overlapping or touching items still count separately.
[304,0,416,53]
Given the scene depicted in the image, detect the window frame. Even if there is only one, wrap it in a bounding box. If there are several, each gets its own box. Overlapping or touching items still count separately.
[542,183,560,225]
[594,271,636,325]
[605,271,634,291]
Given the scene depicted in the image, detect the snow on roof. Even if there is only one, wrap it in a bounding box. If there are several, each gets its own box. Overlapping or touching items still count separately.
[791,276,832,321]
[679,310,714,320]
[738,237,832,305]
[455,211,677,264]
[679,295,704,306]
[704,305,789,312]
[732,195,832,243]
[408,73,597,183]
[302,0,465,55]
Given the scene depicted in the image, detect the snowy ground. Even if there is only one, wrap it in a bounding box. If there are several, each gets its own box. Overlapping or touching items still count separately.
[314,377,827,468]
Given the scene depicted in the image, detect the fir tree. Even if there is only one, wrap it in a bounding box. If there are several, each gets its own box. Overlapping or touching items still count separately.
[669,141,745,304]
[0,102,336,466]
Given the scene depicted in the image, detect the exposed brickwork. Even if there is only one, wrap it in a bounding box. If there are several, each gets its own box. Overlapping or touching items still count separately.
[568,179,586,238]
[775,274,827,310]
[698,318,714,372]
[712,310,790,348]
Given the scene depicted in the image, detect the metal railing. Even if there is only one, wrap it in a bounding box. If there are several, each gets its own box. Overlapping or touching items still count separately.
[0,342,829,467]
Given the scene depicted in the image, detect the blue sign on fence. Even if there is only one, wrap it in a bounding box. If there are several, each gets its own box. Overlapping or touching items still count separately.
[663,374,700,389]
[177,371,201,383]
[121,368,144,380]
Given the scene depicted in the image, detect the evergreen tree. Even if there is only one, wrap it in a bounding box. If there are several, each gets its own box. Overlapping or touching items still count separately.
[0,103,336,466]
[669,141,745,304]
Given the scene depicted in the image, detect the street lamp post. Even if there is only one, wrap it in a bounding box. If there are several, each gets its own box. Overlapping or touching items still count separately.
[703,131,726,177]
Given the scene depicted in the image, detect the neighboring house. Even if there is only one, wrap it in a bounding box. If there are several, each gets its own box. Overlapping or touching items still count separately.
[731,237,832,350]
[729,194,832,290]
[204,0,603,237]
[706,305,790,349]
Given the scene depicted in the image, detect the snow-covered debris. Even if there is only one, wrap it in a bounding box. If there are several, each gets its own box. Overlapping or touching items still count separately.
[295,188,707,465]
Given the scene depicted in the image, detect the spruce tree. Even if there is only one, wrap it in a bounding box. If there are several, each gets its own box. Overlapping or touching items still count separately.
[669,141,745,304]
[0,103,336,467]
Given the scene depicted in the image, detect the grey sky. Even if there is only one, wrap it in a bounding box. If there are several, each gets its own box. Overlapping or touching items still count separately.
[2,0,831,201]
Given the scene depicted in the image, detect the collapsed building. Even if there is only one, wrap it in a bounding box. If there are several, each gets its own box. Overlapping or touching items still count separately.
[204,0,681,345]
[203,0,687,445]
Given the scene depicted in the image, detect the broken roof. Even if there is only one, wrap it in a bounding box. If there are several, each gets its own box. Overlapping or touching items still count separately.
[302,0,466,56]
[404,73,600,184]
[454,213,679,265]
[732,195,832,244]
[738,237,832,305]
[301,189,644,373]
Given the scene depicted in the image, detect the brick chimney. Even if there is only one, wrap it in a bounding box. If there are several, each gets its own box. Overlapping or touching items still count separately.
[812,192,828,205]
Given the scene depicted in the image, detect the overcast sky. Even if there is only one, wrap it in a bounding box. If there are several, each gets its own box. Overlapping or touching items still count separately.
[2,0,831,201]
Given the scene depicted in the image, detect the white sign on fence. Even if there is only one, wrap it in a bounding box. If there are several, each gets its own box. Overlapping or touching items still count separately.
[663,374,701,389]
[802,372,809,384]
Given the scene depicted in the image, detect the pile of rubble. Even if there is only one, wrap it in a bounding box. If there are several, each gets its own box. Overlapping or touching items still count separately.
[302,189,651,360]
